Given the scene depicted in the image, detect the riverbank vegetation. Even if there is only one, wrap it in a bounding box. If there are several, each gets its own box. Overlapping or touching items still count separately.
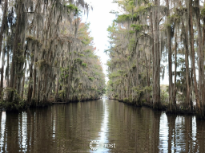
[107,0,205,118]
[0,0,105,110]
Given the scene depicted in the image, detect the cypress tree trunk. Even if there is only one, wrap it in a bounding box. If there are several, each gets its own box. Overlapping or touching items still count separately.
[27,60,33,104]
[182,21,192,110]
[6,43,10,87]
[0,0,8,97]
[21,71,25,99]
[9,0,22,102]
[153,0,161,109]
[0,36,6,98]
[145,54,150,104]
[196,0,204,118]
[150,11,154,104]
[173,31,177,106]
[202,1,205,117]
[0,0,7,56]
[166,0,174,111]
[189,0,200,113]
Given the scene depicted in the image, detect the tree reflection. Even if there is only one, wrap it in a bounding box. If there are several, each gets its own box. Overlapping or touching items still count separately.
[0,101,205,152]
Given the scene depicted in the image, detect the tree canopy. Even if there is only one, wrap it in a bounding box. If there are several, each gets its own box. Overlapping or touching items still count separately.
[0,0,105,109]
[107,0,205,118]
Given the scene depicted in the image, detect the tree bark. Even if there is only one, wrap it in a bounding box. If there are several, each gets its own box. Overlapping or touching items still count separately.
[0,36,6,98]
[0,0,8,97]
[182,20,191,109]
[0,0,8,56]
[153,0,161,108]
[173,31,177,106]
[189,0,200,112]
[166,0,174,111]
[196,0,204,117]
[9,1,22,102]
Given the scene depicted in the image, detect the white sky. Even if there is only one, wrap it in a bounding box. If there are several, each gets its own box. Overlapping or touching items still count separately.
[83,0,118,84]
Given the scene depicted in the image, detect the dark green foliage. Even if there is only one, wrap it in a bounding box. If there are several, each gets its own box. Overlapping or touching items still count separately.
[131,24,142,31]
[66,4,79,13]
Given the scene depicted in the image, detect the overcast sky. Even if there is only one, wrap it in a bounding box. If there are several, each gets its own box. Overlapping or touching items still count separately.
[83,0,118,83]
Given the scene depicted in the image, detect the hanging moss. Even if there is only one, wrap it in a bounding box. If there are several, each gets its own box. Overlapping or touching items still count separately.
[81,63,87,67]
[59,90,65,98]
[74,58,83,64]
[66,4,79,13]
[169,14,180,23]
[201,7,205,17]
[26,36,41,44]
[116,14,131,23]
[82,38,90,45]
[0,0,105,107]
[79,53,85,56]
[85,49,91,53]
[131,24,142,31]
[35,60,49,71]
[129,30,135,34]
[109,72,120,78]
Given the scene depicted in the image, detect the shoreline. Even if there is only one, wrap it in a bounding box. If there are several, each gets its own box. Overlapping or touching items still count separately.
[109,98,197,116]
[0,98,102,111]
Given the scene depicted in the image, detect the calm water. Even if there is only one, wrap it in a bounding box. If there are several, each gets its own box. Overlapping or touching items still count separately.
[0,99,205,152]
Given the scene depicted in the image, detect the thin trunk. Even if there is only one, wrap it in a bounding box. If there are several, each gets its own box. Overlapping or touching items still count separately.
[32,1,41,100]
[150,12,154,103]
[136,45,139,88]
[189,0,200,111]
[202,1,205,115]
[166,0,174,110]
[6,44,9,87]
[153,0,161,108]
[10,1,22,91]
[55,75,59,97]
[0,36,5,97]
[32,53,37,99]
[173,31,177,105]
[21,73,25,99]
[182,20,191,109]
[196,0,204,117]
[131,72,134,101]
[9,1,22,102]
[0,0,8,97]
[0,0,8,56]
[27,61,33,104]
[37,79,41,102]
[146,55,150,103]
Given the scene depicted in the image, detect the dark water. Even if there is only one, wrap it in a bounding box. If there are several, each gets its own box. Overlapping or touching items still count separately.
[0,99,205,153]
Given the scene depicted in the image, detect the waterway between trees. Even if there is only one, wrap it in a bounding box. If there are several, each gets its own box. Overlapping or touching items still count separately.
[0,99,204,152]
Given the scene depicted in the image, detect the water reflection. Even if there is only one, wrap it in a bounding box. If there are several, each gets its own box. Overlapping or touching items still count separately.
[99,99,109,143]
[0,111,6,152]
[93,98,109,152]
[0,100,204,152]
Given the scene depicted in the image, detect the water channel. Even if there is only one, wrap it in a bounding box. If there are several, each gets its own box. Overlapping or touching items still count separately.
[0,99,205,152]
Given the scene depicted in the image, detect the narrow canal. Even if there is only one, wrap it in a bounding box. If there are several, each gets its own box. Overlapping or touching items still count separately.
[0,99,205,152]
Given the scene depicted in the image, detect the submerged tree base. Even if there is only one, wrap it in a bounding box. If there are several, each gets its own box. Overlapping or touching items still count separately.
[117,98,143,107]
[166,104,195,115]
[153,102,165,110]
[54,97,100,103]
[111,98,205,118]
[196,106,205,120]
[0,97,101,111]
[0,101,27,112]
[166,104,177,114]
